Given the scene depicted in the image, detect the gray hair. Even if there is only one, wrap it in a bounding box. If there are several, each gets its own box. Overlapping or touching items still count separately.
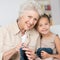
[18,0,42,17]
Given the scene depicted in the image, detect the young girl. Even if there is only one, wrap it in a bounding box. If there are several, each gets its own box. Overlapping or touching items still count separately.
[36,14,60,60]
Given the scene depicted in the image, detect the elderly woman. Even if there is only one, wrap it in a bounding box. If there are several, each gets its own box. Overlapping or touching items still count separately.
[0,0,42,60]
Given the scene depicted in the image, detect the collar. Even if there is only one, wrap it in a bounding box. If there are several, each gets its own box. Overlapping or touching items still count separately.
[11,21,30,35]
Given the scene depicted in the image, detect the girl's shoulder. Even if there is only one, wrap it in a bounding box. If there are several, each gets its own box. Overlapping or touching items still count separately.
[49,33,58,42]
[52,33,60,42]
[51,32,59,38]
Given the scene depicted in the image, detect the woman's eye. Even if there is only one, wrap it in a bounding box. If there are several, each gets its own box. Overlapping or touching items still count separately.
[39,24,42,27]
[28,16,32,18]
[34,18,37,21]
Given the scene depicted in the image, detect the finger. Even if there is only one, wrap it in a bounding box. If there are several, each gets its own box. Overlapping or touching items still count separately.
[29,58,33,60]
[22,43,27,47]
[41,51,45,58]
[22,47,31,52]
[25,51,32,55]
[25,50,34,56]
[41,50,45,53]
[26,54,32,58]
[26,53,33,60]
[41,50,48,54]
[22,47,29,51]
[28,57,33,60]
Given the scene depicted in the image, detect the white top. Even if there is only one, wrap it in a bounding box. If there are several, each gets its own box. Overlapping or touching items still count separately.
[21,33,27,43]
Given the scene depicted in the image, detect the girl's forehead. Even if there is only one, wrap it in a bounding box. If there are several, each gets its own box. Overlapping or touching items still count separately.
[39,17,49,22]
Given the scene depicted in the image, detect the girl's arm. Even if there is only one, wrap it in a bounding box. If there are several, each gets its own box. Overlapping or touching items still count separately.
[50,35,60,59]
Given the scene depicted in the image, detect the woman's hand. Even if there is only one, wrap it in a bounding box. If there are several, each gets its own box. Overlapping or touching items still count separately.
[22,47,36,60]
[15,42,22,51]
[25,50,36,60]
[15,42,28,51]
[41,51,51,59]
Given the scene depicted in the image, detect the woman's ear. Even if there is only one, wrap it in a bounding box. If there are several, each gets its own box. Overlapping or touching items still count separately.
[20,15,23,19]
[17,15,23,23]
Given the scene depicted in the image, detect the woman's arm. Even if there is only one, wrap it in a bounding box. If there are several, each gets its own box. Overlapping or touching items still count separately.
[2,42,22,60]
[2,47,17,60]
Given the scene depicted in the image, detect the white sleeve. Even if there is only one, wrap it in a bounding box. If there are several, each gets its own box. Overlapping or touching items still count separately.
[0,53,3,60]
[0,27,7,60]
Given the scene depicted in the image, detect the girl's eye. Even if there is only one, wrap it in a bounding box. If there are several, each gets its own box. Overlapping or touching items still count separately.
[45,23,49,25]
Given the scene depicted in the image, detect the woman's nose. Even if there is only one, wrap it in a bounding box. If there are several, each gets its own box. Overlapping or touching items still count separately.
[29,19,34,25]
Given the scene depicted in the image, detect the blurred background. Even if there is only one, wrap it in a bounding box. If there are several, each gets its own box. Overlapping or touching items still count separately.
[0,0,60,26]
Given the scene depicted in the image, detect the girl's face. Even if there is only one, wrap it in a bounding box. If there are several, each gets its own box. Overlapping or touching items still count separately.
[37,17,51,35]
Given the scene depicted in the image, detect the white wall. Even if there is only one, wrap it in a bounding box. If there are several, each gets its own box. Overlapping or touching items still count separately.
[50,0,60,25]
[0,0,27,26]
[0,0,60,26]
[50,25,60,37]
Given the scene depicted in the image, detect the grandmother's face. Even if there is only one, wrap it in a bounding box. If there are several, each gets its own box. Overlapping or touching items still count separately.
[19,10,39,30]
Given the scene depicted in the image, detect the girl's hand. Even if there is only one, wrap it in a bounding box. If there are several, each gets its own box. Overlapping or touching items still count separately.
[41,51,51,59]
